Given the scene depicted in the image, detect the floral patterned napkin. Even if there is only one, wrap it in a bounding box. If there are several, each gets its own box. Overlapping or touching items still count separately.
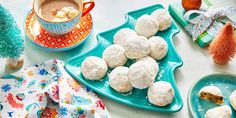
[0,59,110,118]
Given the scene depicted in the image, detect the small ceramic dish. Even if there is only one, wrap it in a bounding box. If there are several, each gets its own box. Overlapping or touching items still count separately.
[65,4,183,112]
[188,73,236,118]
[24,10,93,51]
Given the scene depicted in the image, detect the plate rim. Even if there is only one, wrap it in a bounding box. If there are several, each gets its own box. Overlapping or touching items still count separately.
[187,72,236,118]
[23,9,93,52]
[65,4,183,112]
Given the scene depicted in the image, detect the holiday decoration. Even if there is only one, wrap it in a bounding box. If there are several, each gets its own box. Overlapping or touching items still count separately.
[6,55,24,70]
[169,2,236,47]
[209,22,236,64]
[184,7,236,42]
[0,5,24,69]
[182,0,202,11]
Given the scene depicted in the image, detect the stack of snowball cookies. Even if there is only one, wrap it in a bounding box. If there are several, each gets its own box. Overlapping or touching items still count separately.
[81,9,174,107]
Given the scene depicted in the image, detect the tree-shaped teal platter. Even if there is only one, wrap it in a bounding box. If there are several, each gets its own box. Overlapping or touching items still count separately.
[65,4,183,112]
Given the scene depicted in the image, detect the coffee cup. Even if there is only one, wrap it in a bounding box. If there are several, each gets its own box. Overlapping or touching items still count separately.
[33,0,95,35]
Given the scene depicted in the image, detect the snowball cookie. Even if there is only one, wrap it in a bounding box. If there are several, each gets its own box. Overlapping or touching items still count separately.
[148,81,175,106]
[81,56,108,80]
[124,35,151,59]
[148,36,168,60]
[113,28,137,47]
[138,56,159,77]
[151,9,172,31]
[230,90,236,110]
[198,86,224,105]
[135,15,158,38]
[128,61,155,89]
[102,44,127,68]
[109,66,133,93]
[205,105,232,118]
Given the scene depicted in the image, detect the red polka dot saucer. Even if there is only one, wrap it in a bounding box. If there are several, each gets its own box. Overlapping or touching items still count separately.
[24,10,93,51]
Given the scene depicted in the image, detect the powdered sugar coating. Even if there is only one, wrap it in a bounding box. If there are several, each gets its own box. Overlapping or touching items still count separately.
[230,90,236,111]
[113,28,137,47]
[109,66,133,93]
[138,56,159,77]
[147,81,174,106]
[128,61,155,89]
[81,56,108,80]
[151,9,172,31]
[205,105,232,118]
[198,86,223,97]
[148,36,168,60]
[135,15,158,38]
[102,44,127,68]
[124,35,151,59]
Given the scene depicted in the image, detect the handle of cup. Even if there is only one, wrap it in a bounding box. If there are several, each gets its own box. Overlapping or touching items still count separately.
[82,0,95,16]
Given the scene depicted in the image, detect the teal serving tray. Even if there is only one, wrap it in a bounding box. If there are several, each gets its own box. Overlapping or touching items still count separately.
[65,4,183,112]
[188,73,236,118]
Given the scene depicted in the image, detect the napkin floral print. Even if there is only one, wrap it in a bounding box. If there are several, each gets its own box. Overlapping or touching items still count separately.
[0,59,110,118]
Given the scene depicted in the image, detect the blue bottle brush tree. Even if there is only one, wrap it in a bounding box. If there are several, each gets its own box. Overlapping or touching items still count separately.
[0,4,24,70]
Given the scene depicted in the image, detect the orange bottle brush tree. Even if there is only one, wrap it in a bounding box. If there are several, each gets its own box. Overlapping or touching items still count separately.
[209,22,236,64]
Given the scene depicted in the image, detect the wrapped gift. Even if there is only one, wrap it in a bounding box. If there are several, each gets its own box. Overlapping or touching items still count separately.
[169,2,236,47]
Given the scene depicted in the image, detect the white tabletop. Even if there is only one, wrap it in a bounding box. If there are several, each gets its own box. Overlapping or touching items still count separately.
[1,0,236,117]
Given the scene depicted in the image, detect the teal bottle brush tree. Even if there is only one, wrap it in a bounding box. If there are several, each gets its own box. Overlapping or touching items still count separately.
[0,5,24,70]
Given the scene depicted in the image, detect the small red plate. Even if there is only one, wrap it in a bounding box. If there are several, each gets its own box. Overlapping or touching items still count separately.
[24,10,93,51]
